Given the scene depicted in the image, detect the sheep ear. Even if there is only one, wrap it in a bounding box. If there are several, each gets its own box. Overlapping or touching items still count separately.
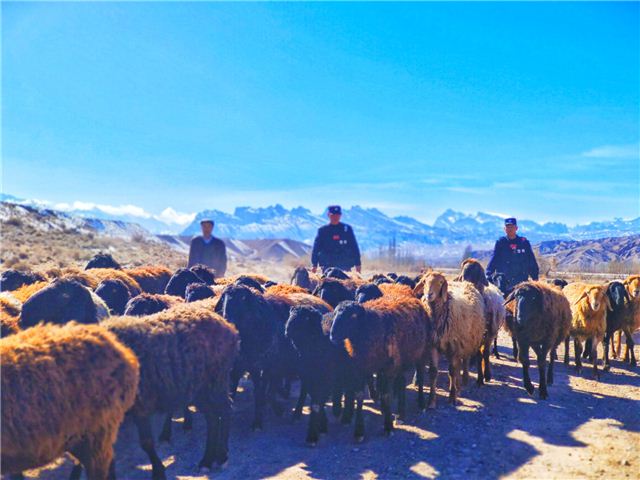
[574,292,588,306]
[438,281,447,299]
[412,280,425,298]
[503,291,516,306]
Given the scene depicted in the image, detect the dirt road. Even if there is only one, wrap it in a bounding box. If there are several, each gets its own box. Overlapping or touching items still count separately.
[24,331,640,480]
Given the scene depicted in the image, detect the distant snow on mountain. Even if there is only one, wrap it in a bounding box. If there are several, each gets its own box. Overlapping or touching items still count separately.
[2,194,639,256]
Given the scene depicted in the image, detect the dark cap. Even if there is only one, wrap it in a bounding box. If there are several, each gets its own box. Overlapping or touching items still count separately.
[504,217,517,226]
[328,205,342,215]
[200,218,215,226]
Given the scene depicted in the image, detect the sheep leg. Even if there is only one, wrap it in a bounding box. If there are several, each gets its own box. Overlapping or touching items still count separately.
[134,415,166,480]
[476,351,485,386]
[534,345,548,400]
[229,366,242,398]
[603,329,613,371]
[583,338,593,360]
[69,434,114,480]
[293,382,307,420]
[198,412,219,470]
[379,375,394,435]
[69,464,83,480]
[574,339,583,373]
[483,340,492,382]
[448,358,460,405]
[512,335,519,362]
[492,336,501,359]
[250,369,266,431]
[624,329,636,366]
[282,376,292,399]
[564,337,570,365]
[547,348,556,386]
[616,331,622,360]
[462,357,470,386]
[590,336,601,380]
[519,341,534,396]
[9,475,25,480]
[158,411,173,443]
[331,389,342,418]
[415,364,426,411]
[427,349,439,409]
[394,373,407,422]
[368,375,379,401]
[354,390,366,442]
[319,403,329,433]
[341,390,355,424]
[183,406,193,431]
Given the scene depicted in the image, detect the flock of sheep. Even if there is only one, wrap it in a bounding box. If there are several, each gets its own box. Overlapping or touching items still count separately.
[1,252,639,480]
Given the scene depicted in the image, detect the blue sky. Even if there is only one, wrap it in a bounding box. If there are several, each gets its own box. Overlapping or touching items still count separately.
[3,1,639,225]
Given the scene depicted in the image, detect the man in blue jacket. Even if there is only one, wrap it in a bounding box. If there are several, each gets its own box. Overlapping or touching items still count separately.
[486,217,539,294]
[311,205,362,273]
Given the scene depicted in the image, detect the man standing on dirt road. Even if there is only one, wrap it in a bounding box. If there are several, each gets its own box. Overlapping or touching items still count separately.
[311,205,362,274]
[486,217,539,294]
[188,218,227,277]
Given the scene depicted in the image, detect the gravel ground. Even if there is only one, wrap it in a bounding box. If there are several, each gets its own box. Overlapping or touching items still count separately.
[23,331,640,480]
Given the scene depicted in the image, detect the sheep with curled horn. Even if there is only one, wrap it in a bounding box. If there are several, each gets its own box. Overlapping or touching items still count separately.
[413,271,485,407]
[455,258,506,384]
[503,281,572,399]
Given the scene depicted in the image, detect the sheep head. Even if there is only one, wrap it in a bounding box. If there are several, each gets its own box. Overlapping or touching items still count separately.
[458,259,488,291]
[291,266,311,289]
[330,301,366,355]
[355,283,383,304]
[285,306,324,351]
[624,276,640,298]
[504,283,542,327]
[418,272,448,305]
[607,281,630,311]
[573,285,609,313]
[215,284,260,330]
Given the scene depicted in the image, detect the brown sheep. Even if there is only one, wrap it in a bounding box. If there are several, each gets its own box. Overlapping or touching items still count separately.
[290,266,320,291]
[414,272,485,407]
[45,267,101,289]
[86,268,142,297]
[563,283,609,378]
[1,322,139,479]
[504,282,572,399]
[0,294,21,336]
[11,280,49,303]
[455,258,506,383]
[265,283,310,295]
[378,282,414,298]
[330,295,428,439]
[624,274,640,298]
[101,304,239,478]
[124,266,173,294]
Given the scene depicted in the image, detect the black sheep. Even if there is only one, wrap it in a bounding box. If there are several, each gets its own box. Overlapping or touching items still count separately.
[21,279,99,328]
[312,278,355,308]
[84,253,121,270]
[285,306,342,445]
[394,275,416,289]
[189,264,216,285]
[322,267,350,280]
[165,268,205,298]
[185,282,215,303]
[0,269,46,292]
[95,278,131,315]
[549,278,568,289]
[214,284,288,430]
[124,293,183,316]
[355,283,383,303]
[234,275,265,293]
[602,281,630,369]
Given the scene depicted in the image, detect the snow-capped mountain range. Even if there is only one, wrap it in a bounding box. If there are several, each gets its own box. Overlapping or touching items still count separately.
[3,194,639,253]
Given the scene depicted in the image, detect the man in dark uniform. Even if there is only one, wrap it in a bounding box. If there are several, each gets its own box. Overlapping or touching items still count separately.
[188,218,227,276]
[311,205,362,274]
[486,217,539,295]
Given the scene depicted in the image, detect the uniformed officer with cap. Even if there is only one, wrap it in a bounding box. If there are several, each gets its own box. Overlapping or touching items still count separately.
[188,218,227,276]
[311,205,362,273]
[486,217,539,294]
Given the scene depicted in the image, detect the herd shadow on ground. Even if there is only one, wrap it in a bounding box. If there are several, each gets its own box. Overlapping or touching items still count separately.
[36,344,640,480]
